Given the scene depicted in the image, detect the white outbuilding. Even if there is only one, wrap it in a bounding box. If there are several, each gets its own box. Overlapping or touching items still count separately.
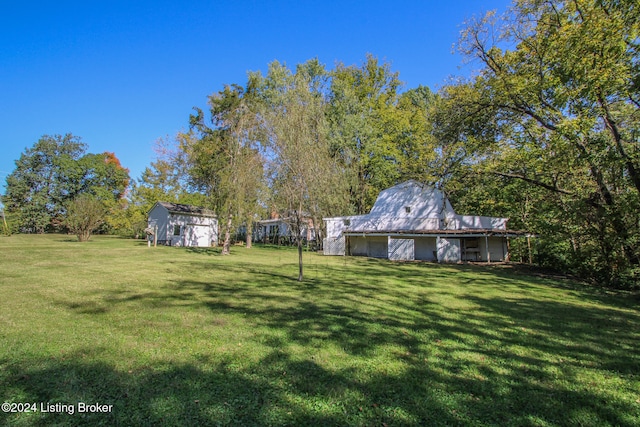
[324,180,526,262]
[148,202,218,247]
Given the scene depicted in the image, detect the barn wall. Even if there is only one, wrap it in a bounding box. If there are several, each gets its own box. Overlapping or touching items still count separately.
[388,238,415,261]
[437,237,461,263]
[415,237,437,261]
[323,236,345,255]
[459,216,507,230]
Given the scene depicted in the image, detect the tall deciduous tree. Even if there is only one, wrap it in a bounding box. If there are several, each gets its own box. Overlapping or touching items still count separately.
[327,55,405,213]
[185,84,264,255]
[79,152,130,201]
[326,56,438,213]
[4,134,86,232]
[4,134,131,233]
[442,0,640,286]
[255,59,349,281]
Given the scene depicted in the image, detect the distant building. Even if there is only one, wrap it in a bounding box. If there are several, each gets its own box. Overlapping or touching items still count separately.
[253,215,316,244]
[324,180,526,262]
[148,202,218,247]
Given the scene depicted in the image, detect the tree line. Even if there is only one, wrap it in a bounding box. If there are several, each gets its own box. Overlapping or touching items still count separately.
[3,0,638,287]
[2,134,130,241]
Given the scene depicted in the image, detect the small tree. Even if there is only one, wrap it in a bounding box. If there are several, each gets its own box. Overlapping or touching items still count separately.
[259,60,350,281]
[1,209,10,236]
[64,194,106,242]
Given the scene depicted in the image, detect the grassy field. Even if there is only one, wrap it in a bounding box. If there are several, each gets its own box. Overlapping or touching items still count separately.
[0,234,639,426]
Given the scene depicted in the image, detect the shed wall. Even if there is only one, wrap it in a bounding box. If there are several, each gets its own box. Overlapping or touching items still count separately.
[479,236,508,262]
[148,204,170,242]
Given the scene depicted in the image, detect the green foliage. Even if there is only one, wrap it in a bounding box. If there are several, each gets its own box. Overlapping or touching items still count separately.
[327,55,420,213]
[439,0,640,287]
[4,134,130,234]
[141,36,640,288]
[167,55,440,264]
[64,194,107,242]
[184,83,265,255]
[77,152,130,201]
[4,134,86,232]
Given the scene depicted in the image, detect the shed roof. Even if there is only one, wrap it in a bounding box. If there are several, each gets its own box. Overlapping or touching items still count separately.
[155,202,217,218]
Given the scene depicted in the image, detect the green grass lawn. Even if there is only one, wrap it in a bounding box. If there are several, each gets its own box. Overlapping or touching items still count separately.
[1,234,639,426]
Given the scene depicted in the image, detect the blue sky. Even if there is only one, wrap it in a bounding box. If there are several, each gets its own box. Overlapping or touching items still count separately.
[0,0,512,196]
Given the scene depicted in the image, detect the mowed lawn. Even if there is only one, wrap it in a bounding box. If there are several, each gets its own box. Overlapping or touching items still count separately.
[1,235,639,426]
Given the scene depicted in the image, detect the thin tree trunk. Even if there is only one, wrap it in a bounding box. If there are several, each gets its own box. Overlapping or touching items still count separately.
[294,209,304,281]
[222,212,233,255]
[298,237,303,282]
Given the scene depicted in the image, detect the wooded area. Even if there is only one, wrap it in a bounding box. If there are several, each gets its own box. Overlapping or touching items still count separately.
[2,0,638,287]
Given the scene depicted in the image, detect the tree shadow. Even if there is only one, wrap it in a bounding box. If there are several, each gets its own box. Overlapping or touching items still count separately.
[56,238,80,243]
[35,253,640,426]
[1,349,462,426]
[185,247,222,256]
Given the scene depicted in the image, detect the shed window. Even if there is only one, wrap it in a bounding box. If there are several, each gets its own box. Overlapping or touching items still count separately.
[343,219,351,226]
[173,225,181,236]
[405,206,411,213]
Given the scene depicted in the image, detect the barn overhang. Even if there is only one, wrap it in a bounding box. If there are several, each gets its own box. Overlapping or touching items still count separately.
[342,229,531,239]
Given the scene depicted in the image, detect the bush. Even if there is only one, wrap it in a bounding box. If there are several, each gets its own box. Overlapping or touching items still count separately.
[64,195,106,242]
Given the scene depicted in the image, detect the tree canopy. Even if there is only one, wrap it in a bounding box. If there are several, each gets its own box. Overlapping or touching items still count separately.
[437,0,640,286]
[4,134,130,233]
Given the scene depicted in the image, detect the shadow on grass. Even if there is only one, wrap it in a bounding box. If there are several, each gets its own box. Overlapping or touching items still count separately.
[3,346,483,426]
[38,255,640,426]
[2,336,638,426]
[55,238,80,243]
[0,350,362,426]
[185,247,222,256]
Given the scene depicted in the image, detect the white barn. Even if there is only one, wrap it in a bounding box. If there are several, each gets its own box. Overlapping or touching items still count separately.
[148,202,218,247]
[324,180,524,262]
